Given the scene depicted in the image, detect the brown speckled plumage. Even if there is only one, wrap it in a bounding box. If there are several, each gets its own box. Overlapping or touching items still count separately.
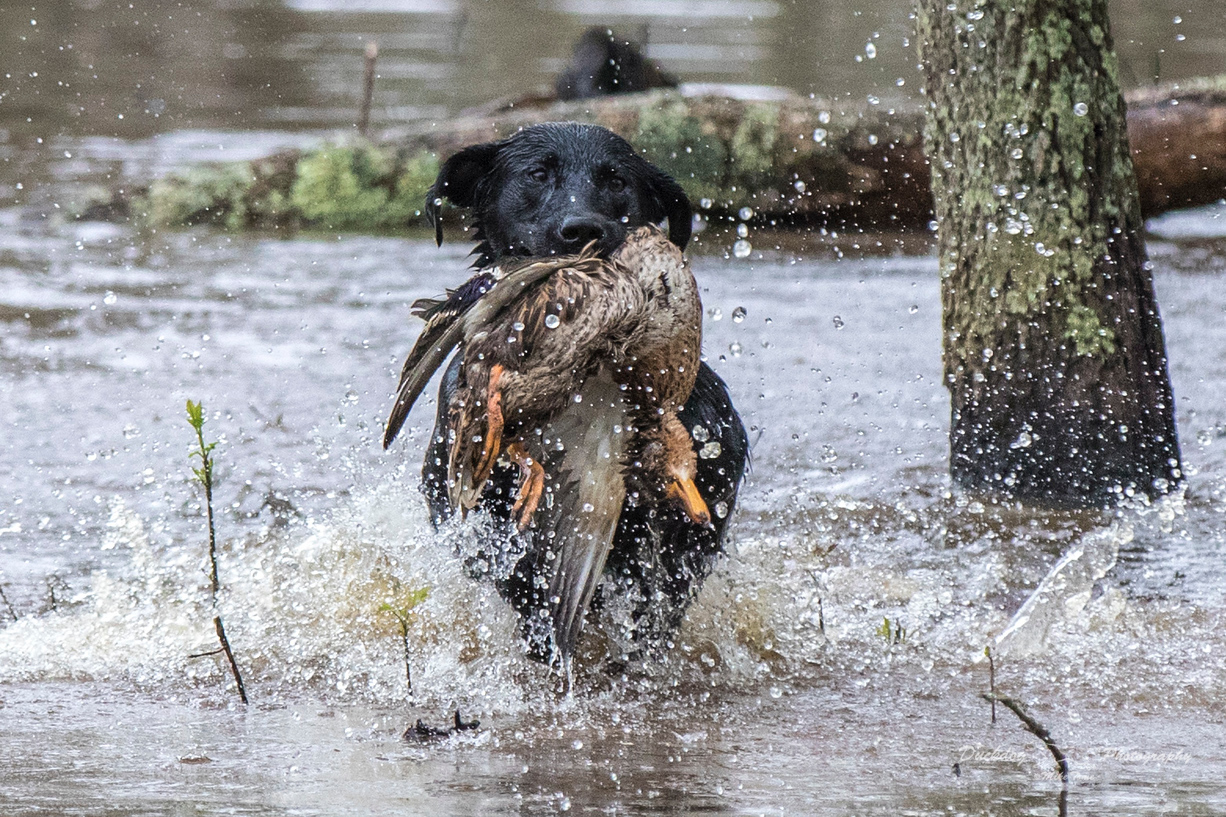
[384,225,705,665]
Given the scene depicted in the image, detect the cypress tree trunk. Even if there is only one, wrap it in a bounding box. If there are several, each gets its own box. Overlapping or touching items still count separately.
[915,0,1181,505]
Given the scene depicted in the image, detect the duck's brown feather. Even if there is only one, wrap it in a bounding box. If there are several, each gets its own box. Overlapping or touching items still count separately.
[384,226,704,667]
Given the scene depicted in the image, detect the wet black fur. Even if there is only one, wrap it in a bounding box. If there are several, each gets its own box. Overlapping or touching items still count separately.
[420,124,748,662]
[555,27,678,101]
[425,123,691,268]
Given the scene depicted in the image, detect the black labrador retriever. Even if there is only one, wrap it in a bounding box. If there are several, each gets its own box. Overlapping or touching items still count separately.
[414,123,748,662]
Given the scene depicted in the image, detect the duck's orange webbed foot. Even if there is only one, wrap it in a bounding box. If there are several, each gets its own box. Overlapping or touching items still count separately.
[472,364,506,488]
[506,442,545,530]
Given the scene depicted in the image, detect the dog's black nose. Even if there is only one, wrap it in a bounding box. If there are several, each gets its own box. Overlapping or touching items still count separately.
[558,216,607,249]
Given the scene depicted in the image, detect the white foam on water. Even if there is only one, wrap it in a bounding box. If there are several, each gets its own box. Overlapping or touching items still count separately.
[2,478,1224,718]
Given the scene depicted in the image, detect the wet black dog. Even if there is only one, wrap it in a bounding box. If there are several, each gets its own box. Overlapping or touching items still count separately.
[417,123,748,662]
[424,123,690,268]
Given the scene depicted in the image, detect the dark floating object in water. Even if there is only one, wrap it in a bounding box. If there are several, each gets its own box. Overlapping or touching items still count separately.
[404,709,480,741]
[556,27,677,101]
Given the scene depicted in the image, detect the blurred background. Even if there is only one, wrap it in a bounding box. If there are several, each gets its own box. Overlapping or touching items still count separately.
[1,0,1223,197]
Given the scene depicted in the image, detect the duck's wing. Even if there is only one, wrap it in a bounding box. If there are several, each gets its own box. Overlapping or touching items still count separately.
[382,254,592,449]
[383,271,498,449]
[524,367,632,669]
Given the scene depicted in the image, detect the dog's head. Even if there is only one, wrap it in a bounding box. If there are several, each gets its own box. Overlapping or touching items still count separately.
[425,123,692,267]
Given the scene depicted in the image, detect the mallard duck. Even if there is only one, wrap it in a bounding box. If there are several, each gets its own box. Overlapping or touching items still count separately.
[384,226,709,665]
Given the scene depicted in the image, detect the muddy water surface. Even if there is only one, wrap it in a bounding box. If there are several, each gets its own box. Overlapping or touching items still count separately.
[3,1,1226,814]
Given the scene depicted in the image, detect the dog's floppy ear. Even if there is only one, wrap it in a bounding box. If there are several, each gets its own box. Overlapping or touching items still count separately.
[425,141,500,246]
[642,168,693,250]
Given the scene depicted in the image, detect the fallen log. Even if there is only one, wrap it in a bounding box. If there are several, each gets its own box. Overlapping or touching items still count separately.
[92,76,1226,233]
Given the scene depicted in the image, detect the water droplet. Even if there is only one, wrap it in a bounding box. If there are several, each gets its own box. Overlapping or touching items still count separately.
[692,425,710,442]
[793,180,806,193]
[714,501,729,519]
[1010,431,1033,449]
[732,306,747,323]
[818,110,831,124]
[581,503,594,513]
[732,239,752,258]
[103,291,117,305]
[1073,102,1089,116]
[707,306,723,321]
[544,314,560,329]
[864,43,877,59]
[572,393,582,403]
[738,206,754,221]
[699,441,722,459]
[832,315,844,329]
[736,223,749,238]
[1010,147,1024,160]
[572,739,584,750]
[909,304,919,314]
[512,321,525,332]
[1004,219,1023,235]
[812,128,828,144]
[948,131,961,143]
[728,341,743,357]
[699,198,713,210]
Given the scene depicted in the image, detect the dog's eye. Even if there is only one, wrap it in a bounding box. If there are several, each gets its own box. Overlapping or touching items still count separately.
[528,167,548,183]
[607,176,626,193]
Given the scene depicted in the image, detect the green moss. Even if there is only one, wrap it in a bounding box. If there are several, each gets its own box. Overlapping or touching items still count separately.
[395,150,440,217]
[291,145,394,230]
[728,103,779,192]
[632,98,728,203]
[289,144,438,231]
[146,164,254,229]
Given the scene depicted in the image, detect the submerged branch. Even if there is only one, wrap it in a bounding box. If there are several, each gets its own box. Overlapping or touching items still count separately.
[981,692,1069,784]
[214,615,249,705]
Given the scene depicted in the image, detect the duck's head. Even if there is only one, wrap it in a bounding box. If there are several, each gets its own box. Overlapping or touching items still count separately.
[631,416,712,528]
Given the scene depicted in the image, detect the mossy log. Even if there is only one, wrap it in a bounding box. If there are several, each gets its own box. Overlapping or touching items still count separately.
[104,79,1226,233]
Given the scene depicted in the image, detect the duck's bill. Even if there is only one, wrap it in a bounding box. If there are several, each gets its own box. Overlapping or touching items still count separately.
[667,477,713,528]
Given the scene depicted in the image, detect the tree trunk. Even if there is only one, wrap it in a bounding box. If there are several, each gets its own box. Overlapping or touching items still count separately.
[916,0,1182,505]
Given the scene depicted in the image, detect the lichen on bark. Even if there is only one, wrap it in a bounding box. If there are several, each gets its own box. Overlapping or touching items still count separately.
[917,0,1181,504]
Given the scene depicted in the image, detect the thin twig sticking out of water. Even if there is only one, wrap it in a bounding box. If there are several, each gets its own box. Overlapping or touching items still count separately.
[980,692,1069,784]
[0,584,17,621]
[806,570,826,637]
[985,646,996,723]
[45,575,70,612]
[187,401,248,705]
[358,42,378,137]
[381,586,428,703]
